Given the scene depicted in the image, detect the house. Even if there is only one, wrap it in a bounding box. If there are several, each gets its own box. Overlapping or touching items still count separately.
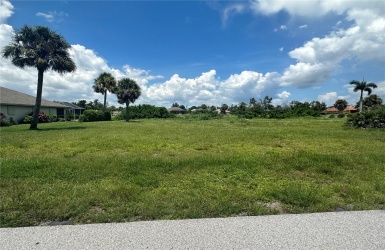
[343,106,358,113]
[59,102,85,119]
[325,107,339,113]
[0,86,69,123]
[168,107,187,114]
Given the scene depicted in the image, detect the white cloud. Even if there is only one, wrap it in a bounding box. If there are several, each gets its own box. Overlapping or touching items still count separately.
[0,0,13,23]
[250,0,385,17]
[36,11,68,23]
[280,63,333,88]
[272,90,291,106]
[279,47,283,52]
[299,24,308,29]
[280,25,287,30]
[318,92,337,106]
[276,6,385,88]
[222,4,245,26]
[277,91,291,99]
[317,91,353,106]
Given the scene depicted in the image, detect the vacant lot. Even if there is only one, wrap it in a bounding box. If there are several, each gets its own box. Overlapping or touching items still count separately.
[1,117,384,227]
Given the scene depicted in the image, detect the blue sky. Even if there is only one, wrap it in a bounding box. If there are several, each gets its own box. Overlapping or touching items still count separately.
[1,0,384,108]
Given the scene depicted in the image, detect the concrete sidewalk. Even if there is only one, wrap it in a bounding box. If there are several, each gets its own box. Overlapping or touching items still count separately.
[1,210,384,249]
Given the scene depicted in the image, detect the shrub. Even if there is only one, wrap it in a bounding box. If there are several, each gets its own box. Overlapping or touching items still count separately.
[79,110,105,122]
[104,111,111,121]
[25,112,50,123]
[0,119,11,127]
[48,114,57,122]
[23,115,33,124]
[114,105,173,120]
[337,113,345,118]
[329,114,335,118]
[58,118,66,122]
[79,114,87,122]
[347,108,385,128]
[65,112,74,121]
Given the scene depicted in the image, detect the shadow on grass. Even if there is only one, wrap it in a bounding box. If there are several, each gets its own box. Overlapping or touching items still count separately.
[32,126,87,131]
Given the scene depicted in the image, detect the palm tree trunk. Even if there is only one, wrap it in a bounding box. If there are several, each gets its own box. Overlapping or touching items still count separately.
[125,102,130,122]
[30,70,44,129]
[103,92,107,111]
[359,90,363,113]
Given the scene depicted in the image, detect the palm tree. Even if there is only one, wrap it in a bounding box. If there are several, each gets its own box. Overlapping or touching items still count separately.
[93,72,116,111]
[2,25,76,129]
[113,78,141,122]
[350,79,377,112]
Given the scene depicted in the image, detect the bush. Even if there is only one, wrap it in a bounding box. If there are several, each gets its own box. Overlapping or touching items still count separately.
[48,114,57,122]
[79,110,106,122]
[104,111,111,121]
[23,115,33,124]
[329,114,335,118]
[25,112,50,123]
[114,105,173,120]
[337,113,345,118]
[65,112,74,121]
[0,119,11,127]
[347,108,385,128]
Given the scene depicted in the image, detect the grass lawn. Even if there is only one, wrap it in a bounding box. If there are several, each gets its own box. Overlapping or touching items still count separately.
[1,117,384,227]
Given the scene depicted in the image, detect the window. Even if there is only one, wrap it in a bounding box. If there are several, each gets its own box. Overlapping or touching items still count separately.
[7,106,16,115]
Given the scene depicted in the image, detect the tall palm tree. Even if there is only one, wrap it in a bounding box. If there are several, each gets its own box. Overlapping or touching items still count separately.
[350,79,377,112]
[113,78,141,122]
[2,25,76,129]
[93,72,116,111]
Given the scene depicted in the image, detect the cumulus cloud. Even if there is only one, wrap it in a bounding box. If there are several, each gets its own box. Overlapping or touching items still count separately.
[36,11,68,23]
[247,0,385,90]
[272,90,291,106]
[0,0,13,23]
[317,92,352,106]
[250,0,385,17]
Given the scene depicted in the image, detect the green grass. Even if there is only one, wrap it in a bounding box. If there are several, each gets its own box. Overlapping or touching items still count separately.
[1,117,384,227]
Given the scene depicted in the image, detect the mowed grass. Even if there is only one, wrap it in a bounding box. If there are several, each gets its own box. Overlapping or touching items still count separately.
[1,117,384,227]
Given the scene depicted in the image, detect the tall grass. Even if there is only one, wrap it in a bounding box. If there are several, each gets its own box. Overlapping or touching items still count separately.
[1,117,384,227]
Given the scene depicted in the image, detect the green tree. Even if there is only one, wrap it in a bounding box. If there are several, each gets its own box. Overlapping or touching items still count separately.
[113,78,141,122]
[260,96,273,111]
[220,104,229,114]
[2,25,76,129]
[171,103,180,107]
[350,79,377,112]
[362,94,383,110]
[93,72,117,111]
[334,99,348,111]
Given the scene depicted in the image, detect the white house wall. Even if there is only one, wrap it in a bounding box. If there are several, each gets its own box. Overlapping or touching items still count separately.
[0,105,60,123]
[0,105,33,123]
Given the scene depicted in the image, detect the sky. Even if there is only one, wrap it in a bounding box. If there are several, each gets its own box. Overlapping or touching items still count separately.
[0,0,384,108]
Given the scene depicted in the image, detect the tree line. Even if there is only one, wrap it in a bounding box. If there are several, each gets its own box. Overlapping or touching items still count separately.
[1,25,382,128]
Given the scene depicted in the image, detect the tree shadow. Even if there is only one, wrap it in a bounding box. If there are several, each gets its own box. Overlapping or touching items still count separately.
[32,126,87,131]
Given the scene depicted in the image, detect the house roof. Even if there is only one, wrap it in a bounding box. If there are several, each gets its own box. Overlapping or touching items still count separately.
[168,107,186,112]
[60,102,85,110]
[325,107,339,112]
[343,106,357,111]
[0,86,68,108]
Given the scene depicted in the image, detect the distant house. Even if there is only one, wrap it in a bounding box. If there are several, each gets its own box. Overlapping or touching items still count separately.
[343,106,358,113]
[0,86,69,123]
[59,102,85,119]
[168,107,187,114]
[325,107,339,113]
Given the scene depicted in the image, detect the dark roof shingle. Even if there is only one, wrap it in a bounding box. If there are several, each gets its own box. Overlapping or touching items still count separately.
[0,86,68,108]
